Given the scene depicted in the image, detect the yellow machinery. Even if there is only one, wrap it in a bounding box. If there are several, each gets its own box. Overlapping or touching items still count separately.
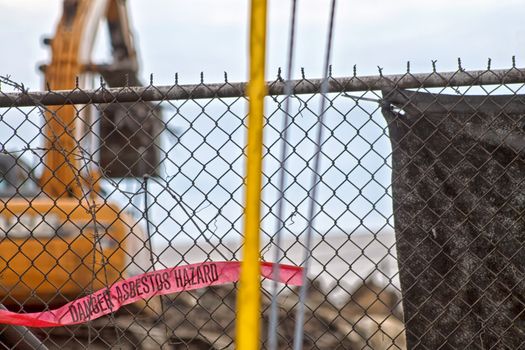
[0,0,150,307]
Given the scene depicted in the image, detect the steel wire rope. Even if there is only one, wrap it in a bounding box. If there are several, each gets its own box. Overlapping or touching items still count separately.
[267,1,299,349]
[292,1,337,349]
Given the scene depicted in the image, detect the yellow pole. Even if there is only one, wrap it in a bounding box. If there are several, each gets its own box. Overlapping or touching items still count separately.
[235,0,267,349]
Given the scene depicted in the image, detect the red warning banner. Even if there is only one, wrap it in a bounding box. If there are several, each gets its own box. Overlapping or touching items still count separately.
[0,261,302,328]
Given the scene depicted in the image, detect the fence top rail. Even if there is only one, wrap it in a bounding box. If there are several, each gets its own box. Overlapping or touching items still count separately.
[1,67,525,107]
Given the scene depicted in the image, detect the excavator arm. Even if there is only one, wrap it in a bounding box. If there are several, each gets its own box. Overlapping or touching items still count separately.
[40,0,157,196]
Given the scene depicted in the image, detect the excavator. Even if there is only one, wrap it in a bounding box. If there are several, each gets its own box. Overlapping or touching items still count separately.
[0,0,164,348]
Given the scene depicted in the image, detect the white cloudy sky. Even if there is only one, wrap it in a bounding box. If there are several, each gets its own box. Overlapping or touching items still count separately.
[1,0,524,89]
[1,1,524,244]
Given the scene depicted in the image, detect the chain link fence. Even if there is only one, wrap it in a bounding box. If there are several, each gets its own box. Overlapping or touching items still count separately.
[0,65,524,349]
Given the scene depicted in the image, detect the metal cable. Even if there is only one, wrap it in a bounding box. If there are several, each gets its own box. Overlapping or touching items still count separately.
[267,0,299,349]
[159,177,230,261]
[143,175,171,341]
[292,1,337,349]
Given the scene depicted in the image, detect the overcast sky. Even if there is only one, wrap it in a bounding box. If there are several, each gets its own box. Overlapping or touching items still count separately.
[1,1,525,245]
[1,0,524,89]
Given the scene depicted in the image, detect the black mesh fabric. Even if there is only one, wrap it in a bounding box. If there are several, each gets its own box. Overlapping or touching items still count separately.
[382,89,525,349]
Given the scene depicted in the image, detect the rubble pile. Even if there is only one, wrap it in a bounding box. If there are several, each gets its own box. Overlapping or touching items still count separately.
[163,278,406,349]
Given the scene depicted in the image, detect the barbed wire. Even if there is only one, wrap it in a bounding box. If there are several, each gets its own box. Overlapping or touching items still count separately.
[2,60,525,107]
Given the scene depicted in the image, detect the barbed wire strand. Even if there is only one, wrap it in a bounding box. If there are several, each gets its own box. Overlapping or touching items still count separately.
[51,117,126,347]
[293,0,338,349]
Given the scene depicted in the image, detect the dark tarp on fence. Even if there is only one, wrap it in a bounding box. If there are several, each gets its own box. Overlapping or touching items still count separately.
[382,90,525,349]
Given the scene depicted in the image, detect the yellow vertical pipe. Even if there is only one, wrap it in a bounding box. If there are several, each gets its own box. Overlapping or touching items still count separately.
[235,0,267,349]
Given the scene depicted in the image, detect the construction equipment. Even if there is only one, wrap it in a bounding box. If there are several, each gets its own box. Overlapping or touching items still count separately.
[1,0,162,347]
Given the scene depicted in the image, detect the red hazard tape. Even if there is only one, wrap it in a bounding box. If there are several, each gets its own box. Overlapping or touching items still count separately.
[0,261,302,328]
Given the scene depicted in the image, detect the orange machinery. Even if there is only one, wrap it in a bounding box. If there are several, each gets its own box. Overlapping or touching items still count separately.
[0,0,150,307]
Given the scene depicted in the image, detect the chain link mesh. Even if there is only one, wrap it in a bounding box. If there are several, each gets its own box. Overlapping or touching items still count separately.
[0,66,524,349]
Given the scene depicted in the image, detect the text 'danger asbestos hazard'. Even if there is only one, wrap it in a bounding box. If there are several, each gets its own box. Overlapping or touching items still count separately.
[0,261,302,328]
